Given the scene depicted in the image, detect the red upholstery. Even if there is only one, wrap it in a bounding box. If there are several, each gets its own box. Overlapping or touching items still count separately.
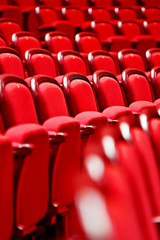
[45,31,73,54]
[75,32,102,53]
[0,135,13,240]
[117,0,139,6]
[91,21,131,51]
[25,48,60,78]
[12,31,41,60]
[57,50,90,75]
[88,50,119,75]
[146,48,160,69]
[118,21,156,57]
[0,47,25,78]
[143,21,160,41]
[114,7,138,21]
[118,49,146,71]
[0,35,7,46]
[141,7,160,21]
[88,7,111,22]
[142,0,160,6]
[63,72,132,121]
[0,18,22,46]
[122,69,154,105]
[93,71,125,110]
[63,0,89,7]
[61,7,85,27]
[130,127,160,216]
[90,0,115,8]
[38,0,63,8]
[150,66,160,99]
[149,118,160,167]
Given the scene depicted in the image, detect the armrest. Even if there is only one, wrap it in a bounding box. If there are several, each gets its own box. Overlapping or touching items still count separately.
[80,124,96,136]
[12,142,33,157]
[48,131,68,145]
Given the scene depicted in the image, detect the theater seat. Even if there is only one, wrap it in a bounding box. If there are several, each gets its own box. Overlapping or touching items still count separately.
[63,72,132,121]
[0,134,13,240]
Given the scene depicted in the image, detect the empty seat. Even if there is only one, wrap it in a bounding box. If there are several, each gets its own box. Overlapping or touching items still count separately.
[0,47,25,78]
[63,72,132,121]
[0,74,51,237]
[0,135,13,240]
[114,7,138,21]
[143,20,160,46]
[57,50,91,77]
[118,20,156,58]
[11,31,41,61]
[150,66,160,99]
[142,0,160,7]
[44,31,73,54]
[118,48,150,79]
[91,21,131,52]
[0,18,22,46]
[0,74,82,238]
[146,48,160,69]
[37,0,64,8]
[141,7,160,21]
[88,50,121,81]
[25,48,62,83]
[89,0,116,8]
[75,32,102,53]
[122,69,157,113]
[87,7,112,22]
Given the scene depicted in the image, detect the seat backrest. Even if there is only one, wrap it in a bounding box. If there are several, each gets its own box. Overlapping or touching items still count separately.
[88,50,118,75]
[64,0,88,7]
[150,66,160,98]
[143,0,160,6]
[0,74,38,129]
[45,31,73,53]
[117,0,138,6]
[12,31,41,60]
[90,0,114,8]
[38,0,63,8]
[146,48,160,69]
[0,135,13,240]
[58,50,89,75]
[144,21,160,38]
[88,7,111,22]
[25,48,59,77]
[29,75,70,123]
[130,126,160,217]
[11,0,37,9]
[122,69,153,104]
[115,7,138,21]
[91,21,115,42]
[0,47,25,78]
[118,49,146,71]
[75,32,102,53]
[93,71,125,111]
[61,7,85,25]
[142,7,160,21]
[0,18,22,46]
[63,73,99,116]
[35,6,59,26]
[118,21,141,40]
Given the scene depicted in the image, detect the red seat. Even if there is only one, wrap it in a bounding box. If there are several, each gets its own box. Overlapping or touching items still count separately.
[0,18,22,46]
[63,72,132,121]
[75,32,102,53]
[0,134,13,240]
[44,31,73,54]
[11,31,41,61]
[87,7,112,22]
[142,0,160,7]
[146,47,160,69]
[0,47,25,78]
[118,20,157,58]
[141,7,160,21]
[57,50,91,77]
[114,7,139,21]
[143,20,160,46]
[150,66,160,99]
[0,73,81,238]
[91,21,131,52]
[118,48,150,78]
[122,69,157,113]
[37,0,64,9]
[25,48,62,83]
[0,74,51,237]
